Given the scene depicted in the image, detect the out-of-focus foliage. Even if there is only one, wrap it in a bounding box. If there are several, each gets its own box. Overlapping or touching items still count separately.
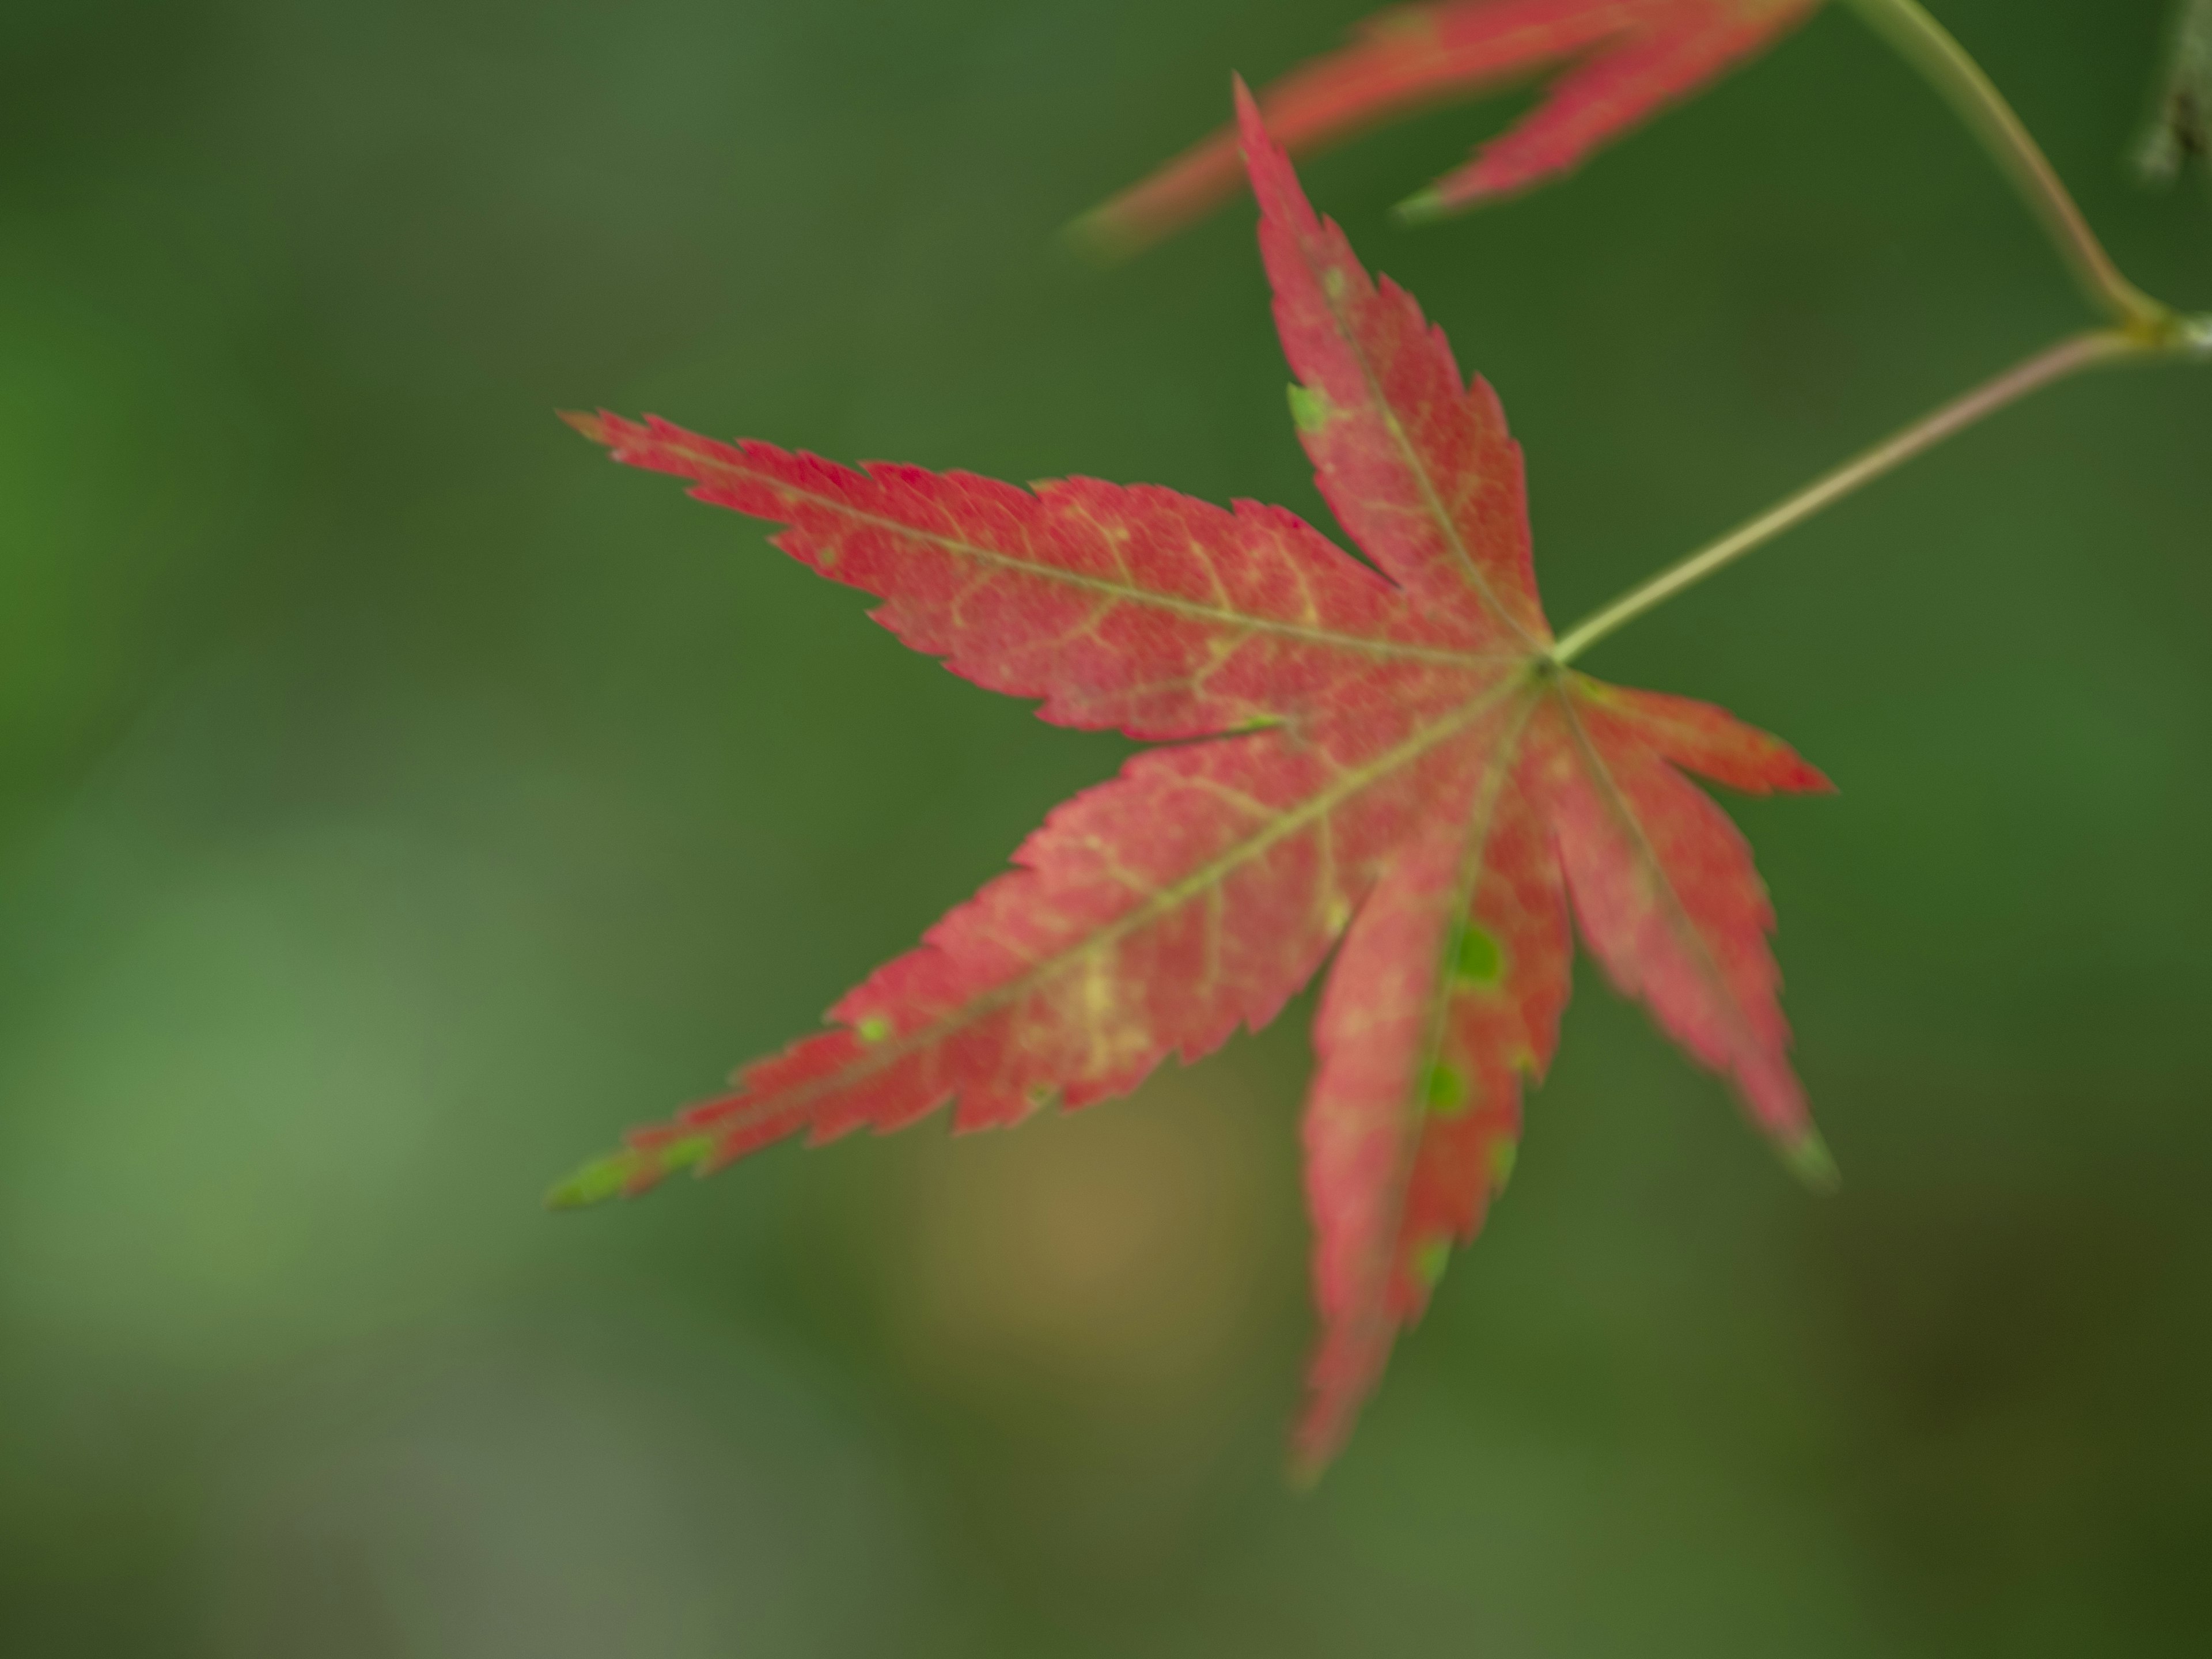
[1078,0,1822,253]
[1,1,2208,1655]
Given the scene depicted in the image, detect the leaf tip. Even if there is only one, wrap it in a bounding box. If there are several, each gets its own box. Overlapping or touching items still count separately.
[1782,1127,1840,1194]
[1059,207,1142,267]
[1390,187,1453,226]
[560,408,613,446]
[1230,80,1269,170]
[545,1128,724,1210]
[1777,755,1838,796]
[544,1149,645,1211]
[1284,1448,1330,1493]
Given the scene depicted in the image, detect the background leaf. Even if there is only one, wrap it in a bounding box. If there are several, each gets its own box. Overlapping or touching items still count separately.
[1078,0,1825,253]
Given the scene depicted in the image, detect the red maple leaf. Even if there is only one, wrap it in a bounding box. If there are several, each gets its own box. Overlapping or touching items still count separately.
[558,84,1833,1471]
[1079,0,1823,255]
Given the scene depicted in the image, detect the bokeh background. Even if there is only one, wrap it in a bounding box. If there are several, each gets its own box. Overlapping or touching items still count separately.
[3,0,2209,1652]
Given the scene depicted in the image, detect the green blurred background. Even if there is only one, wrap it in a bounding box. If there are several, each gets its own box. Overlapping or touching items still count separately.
[2,0,2208,1652]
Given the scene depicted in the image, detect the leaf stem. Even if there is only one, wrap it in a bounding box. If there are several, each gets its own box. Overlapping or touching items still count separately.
[1549,329,2147,666]
[1842,0,2169,332]
[1551,5,2212,664]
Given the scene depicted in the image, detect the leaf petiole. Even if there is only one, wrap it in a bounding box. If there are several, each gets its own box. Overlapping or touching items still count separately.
[1843,0,2169,334]
[1548,328,2153,666]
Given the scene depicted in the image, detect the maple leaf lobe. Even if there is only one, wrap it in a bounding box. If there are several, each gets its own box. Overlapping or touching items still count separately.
[1234,77,1549,651]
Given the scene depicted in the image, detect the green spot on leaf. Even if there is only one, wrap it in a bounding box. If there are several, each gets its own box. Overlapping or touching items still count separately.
[1425,1060,1469,1116]
[1287,383,1332,433]
[1449,922,1503,987]
[857,1014,892,1044]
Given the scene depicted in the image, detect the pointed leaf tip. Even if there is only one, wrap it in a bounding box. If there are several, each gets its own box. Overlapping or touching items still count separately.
[1390,188,1452,225]
[1285,1445,1330,1491]
[1783,1128,1840,1194]
[545,1149,644,1210]
[1230,74,1267,164]
[1059,208,1138,266]
[545,1133,722,1209]
[560,409,612,445]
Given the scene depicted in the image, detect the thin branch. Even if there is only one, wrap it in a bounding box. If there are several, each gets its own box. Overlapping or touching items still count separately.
[1550,329,2146,665]
[1842,0,2170,332]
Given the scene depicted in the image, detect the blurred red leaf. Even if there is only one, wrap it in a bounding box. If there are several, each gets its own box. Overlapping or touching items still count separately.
[559,84,1832,1470]
[1077,0,1823,255]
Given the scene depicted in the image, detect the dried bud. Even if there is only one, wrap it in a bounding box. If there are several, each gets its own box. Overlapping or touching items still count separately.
[2139,0,2212,185]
